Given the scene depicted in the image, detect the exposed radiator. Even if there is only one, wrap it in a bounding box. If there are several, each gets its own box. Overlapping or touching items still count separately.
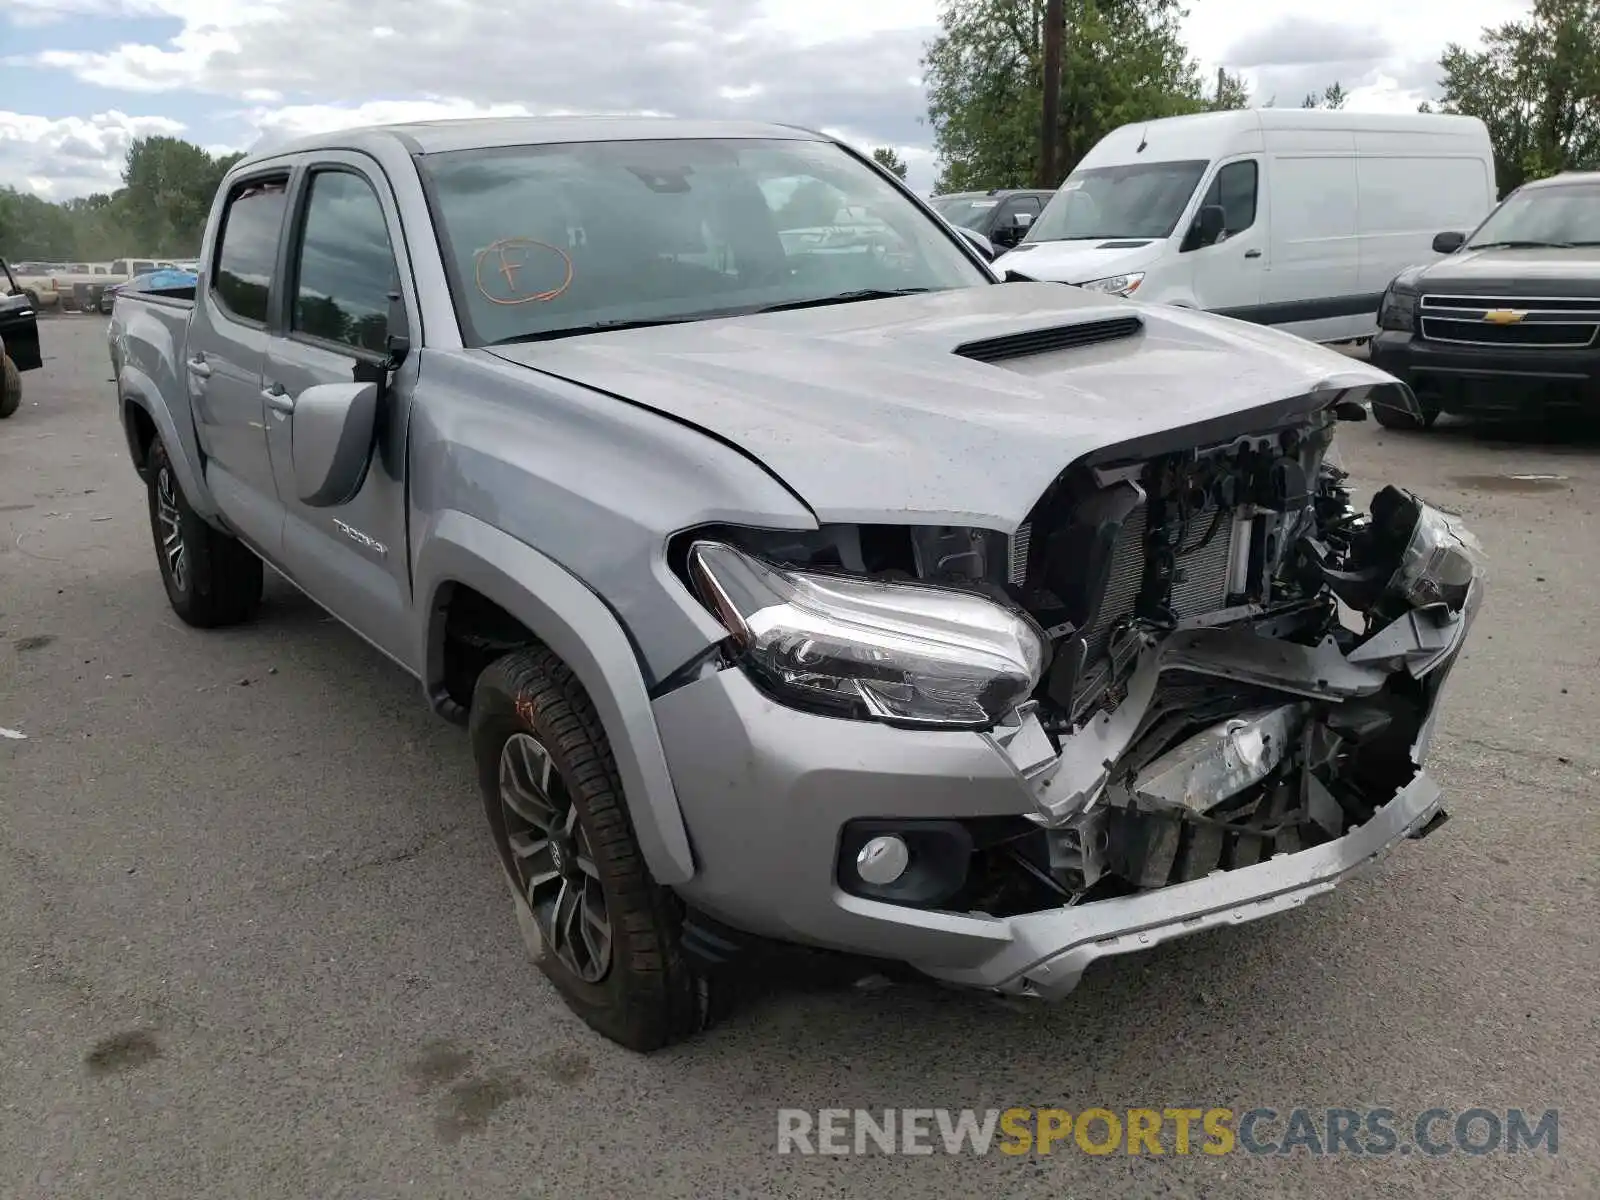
[1078,502,1238,662]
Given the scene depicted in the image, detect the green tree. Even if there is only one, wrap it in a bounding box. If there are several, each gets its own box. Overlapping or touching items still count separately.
[1210,68,1251,111]
[871,146,910,179]
[1302,81,1347,109]
[1432,0,1600,194]
[924,0,1214,193]
[0,136,245,263]
[121,136,244,256]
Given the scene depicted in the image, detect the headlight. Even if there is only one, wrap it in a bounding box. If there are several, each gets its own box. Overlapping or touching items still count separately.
[1075,272,1144,297]
[1378,285,1416,332]
[686,541,1049,729]
[1376,490,1486,616]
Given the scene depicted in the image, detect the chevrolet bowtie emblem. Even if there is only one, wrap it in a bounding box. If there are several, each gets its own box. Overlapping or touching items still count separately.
[1482,309,1528,325]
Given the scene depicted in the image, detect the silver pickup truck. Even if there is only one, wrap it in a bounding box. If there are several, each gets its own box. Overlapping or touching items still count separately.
[108,117,1484,1052]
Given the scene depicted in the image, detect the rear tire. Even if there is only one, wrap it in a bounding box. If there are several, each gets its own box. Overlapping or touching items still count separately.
[145,438,263,627]
[0,356,20,419]
[469,646,714,1052]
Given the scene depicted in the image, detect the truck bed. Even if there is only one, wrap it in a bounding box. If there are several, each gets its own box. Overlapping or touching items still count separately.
[109,289,195,431]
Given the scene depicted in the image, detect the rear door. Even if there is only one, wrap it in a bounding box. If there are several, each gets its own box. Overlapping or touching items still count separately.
[0,261,42,371]
[264,155,419,668]
[185,171,291,553]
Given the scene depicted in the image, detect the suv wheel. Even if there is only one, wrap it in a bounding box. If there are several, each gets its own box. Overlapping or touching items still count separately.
[145,437,263,626]
[469,647,713,1052]
[0,356,20,419]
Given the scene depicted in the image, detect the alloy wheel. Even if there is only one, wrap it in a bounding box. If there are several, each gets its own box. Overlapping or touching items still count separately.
[155,466,188,593]
[497,731,612,983]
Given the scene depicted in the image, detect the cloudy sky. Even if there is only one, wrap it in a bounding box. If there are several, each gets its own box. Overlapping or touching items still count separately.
[1,0,1531,199]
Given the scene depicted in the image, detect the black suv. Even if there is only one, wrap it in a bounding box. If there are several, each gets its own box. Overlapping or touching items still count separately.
[930,189,1056,251]
[1371,171,1600,428]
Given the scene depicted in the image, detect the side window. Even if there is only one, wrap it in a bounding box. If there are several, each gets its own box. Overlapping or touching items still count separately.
[1200,161,1259,239]
[291,170,400,355]
[213,177,289,325]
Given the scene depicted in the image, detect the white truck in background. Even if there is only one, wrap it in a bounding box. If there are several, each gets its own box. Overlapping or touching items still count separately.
[997,109,1497,344]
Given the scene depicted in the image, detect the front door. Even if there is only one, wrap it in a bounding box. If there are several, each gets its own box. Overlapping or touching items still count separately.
[185,173,290,553]
[1187,157,1265,314]
[265,159,418,670]
[0,260,42,371]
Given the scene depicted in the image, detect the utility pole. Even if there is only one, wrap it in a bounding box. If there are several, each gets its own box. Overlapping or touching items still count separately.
[1217,66,1225,107]
[1038,0,1063,187]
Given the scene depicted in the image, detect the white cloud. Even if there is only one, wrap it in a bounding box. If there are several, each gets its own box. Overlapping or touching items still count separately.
[0,109,185,196]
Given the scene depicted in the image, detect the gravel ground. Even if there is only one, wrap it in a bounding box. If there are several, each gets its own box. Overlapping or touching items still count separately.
[1,316,1596,1198]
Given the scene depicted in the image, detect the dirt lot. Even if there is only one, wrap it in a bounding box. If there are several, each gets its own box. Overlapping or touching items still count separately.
[1,316,1596,1198]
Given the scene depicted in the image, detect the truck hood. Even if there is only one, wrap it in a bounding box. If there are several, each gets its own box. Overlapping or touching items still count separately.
[1407,245,1600,296]
[994,238,1165,284]
[488,283,1402,531]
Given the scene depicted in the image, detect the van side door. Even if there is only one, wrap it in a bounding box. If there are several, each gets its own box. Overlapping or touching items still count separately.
[1256,133,1361,340]
[263,155,420,671]
[185,172,292,555]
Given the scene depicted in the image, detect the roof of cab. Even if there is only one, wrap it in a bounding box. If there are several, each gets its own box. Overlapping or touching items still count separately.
[1522,170,1600,190]
[245,115,825,161]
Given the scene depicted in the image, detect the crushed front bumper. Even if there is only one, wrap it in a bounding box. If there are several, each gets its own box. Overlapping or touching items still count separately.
[653,593,1471,994]
[922,769,1444,998]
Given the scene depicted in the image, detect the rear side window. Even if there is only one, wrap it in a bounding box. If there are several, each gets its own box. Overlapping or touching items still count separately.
[1202,161,1258,237]
[290,170,400,355]
[213,177,289,325]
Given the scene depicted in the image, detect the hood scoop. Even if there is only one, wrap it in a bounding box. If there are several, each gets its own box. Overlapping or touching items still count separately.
[1097,240,1153,249]
[953,316,1143,364]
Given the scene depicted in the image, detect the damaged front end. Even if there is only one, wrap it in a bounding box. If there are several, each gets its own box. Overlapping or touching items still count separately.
[974,411,1483,918]
[669,389,1483,988]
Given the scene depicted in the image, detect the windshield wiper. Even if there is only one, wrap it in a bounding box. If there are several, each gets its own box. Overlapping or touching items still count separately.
[1465,239,1575,250]
[490,317,699,345]
[749,287,933,314]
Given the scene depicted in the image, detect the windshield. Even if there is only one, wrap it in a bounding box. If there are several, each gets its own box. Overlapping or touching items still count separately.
[1467,182,1600,247]
[1025,159,1209,242]
[421,137,989,344]
[932,197,1001,230]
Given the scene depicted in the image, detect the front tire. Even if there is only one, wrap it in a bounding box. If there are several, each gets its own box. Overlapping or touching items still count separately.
[0,356,20,419]
[469,647,712,1052]
[145,438,263,626]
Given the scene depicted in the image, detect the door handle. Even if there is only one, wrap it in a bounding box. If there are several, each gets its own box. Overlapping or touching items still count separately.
[1244,249,1262,259]
[262,384,294,414]
[186,357,212,378]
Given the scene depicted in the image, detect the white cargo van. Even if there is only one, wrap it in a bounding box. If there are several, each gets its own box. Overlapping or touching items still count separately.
[995,109,1496,343]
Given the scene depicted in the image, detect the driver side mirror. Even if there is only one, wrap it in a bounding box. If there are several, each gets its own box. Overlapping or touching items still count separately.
[292,381,380,507]
[1195,204,1227,246]
[1432,230,1466,254]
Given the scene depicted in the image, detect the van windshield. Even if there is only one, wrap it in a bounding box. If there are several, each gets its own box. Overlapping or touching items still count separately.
[1467,181,1600,248]
[1025,159,1208,242]
[420,137,990,345]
